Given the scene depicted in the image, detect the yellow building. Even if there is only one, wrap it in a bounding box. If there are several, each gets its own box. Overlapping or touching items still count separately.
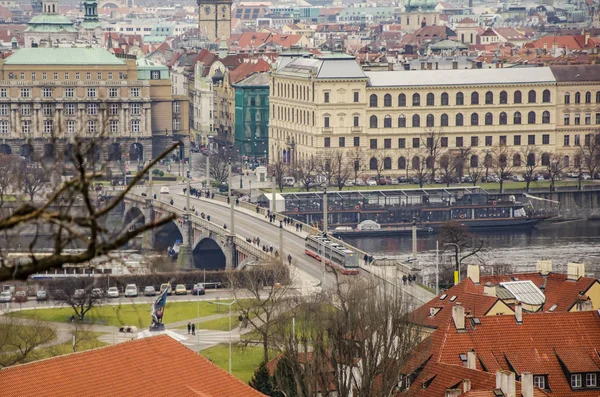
[269,54,600,175]
[0,47,189,163]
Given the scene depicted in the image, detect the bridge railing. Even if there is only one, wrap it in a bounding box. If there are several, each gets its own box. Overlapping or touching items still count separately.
[234,236,276,262]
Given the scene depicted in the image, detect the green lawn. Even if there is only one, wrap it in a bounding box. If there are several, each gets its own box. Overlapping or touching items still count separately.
[201,343,275,383]
[8,301,235,328]
[261,180,597,193]
[199,315,240,331]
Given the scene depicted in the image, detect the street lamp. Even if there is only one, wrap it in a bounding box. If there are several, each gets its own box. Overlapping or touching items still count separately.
[207,299,238,373]
[196,287,203,353]
[444,242,461,285]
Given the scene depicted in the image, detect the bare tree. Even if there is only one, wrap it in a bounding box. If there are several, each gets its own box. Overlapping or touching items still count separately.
[438,154,456,187]
[316,151,335,188]
[228,264,291,364]
[491,145,515,193]
[53,277,106,321]
[545,152,566,191]
[293,158,319,192]
[410,149,430,188]
[521,146,539,192]
[209,149,230,185]
[468,152,487,186]
[272,159,288,192]
[349,149,366,184]
[421,128,444,181]
[367,150,390,184]
[0,316,56,367]
[0,140,178,281]
[579,132,600,179]
[573,152,586,190]
[272,272,420,397]
[14,162,49,202]
[0,155,16,206]
[439,221,484,283]
[331,151,353,191]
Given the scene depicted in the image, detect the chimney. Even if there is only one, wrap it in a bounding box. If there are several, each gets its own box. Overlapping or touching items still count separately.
[467,350,476,370]
[496,371,516,397]
[463,379,472,393]
[567,262,585,280]
[452,61,458,69]
[445,389,462,397]
[421,62,425,70]
[435,61,439,69]
[536,260,552,275]
[471,61,476,68]
[467,264,480,284]
[427,62,432,70]
[452,303,465,331]
[483,282,496,297]
[585,32,590,46]
[514,303,523,324]
[521,372,534,397]
[388,63,394,71]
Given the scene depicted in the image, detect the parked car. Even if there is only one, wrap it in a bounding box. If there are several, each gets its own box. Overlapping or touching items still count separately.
[512,175,525,182]
[366,179,377,186]
[36,290,48,301]
[377,177,387,185]
[344,180,354,187]
[0,291,12,303]
[175,284,187,295]
[91,288,103,298]
[354,179,367,186]
[14,291,27,303]
[581,173,592,180]
[144,286,157,297]
[107,287,120,298]
[397,176,409,184]
[160,283,171,295]
[124,284,138,298]
[192,283,205,295]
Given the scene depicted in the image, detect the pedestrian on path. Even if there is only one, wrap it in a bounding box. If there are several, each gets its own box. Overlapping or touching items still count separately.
[402,275,407,285]
[187,322,191,334]
[191,323,195,335]
[288,254,292,266]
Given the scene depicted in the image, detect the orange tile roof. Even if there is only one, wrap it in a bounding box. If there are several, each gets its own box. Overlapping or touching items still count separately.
[230,58,271,84]
[0,335,266,397]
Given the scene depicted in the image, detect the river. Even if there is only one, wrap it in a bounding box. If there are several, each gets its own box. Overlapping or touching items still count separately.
[343,220,600,277]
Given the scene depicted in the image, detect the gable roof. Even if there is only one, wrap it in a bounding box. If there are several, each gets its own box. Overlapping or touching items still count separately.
[230,58,271,84]
[0,335,266,397]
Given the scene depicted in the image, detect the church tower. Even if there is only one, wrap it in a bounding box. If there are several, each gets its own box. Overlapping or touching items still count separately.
[197,0,232,43]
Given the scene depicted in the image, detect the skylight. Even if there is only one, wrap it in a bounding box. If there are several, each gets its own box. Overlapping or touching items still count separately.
[548,304,558,312]
[440,294,447,300]
[450,296,457,302]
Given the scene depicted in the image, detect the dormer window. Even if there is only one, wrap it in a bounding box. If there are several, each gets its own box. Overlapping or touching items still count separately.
[534,375,546,390]
[586,373,597,387]
[572,374,582,388]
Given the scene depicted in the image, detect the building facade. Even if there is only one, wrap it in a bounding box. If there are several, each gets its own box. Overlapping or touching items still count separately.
[0,47,189,163]
[233,72,269,159]
[269,55,600,176]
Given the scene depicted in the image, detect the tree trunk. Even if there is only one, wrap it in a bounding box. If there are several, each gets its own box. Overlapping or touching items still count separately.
[263,336,269,364]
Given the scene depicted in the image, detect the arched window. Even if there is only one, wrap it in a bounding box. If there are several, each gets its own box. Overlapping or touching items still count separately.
[574,155,581,168]
[412,93,420,106]
[441,113,449,127]
[565,92,571,104]
[528,90,536,103]
[528,111,536,124]
[369,115,378,128]
[575,92,581,104]
[563,155,570,168]
[527,153,536,167]
[500,91,508,104]
[440,155,449,168]
[514,90,522,104]
[412,156,420,170]
[485,154,493,168]
[485,91,493,104]
[513,112,522,125]
[513,153,522,167]
[369,157,378,170]
[471,92,479,105]
[542,111,550,124]
[441,92,449,106]
[369,94,378,107]
[398,157,406,170]
[499,154,508,167]
[485,112,493,125]
[470,155,479,168]
[585,91,591,104]
[543,89,551,103]
[500,112,507,125]
[398,115,406,128]
[426,156,434,169]
[426,93,435,106]
[412,114,420,127]
[383,157,392,170]
[398,94,406,107]
[471,113,479,126]
[596,91,600,103]
[384,94,392,107]
[384,115,392,128]
[426,114,434,127]
[541,153,550,166]
[456,92,464,105]
[456,113,464,126]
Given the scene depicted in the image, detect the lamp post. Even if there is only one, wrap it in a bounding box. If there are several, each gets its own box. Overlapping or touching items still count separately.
[196,288,202,353]
[322,187,328,234]
[271,171,276,213]
[207,299,238,373]
[205,151,210,191]
[279,220,284,266]
[249,180,252,202]
[228,159,235,234]
[444,242,461,285]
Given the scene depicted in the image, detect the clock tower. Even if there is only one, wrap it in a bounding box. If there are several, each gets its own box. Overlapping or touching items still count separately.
[198,0,232,43]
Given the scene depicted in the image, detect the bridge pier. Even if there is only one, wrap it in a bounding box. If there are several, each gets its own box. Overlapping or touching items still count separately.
[141,200,155,250]
[176,213,194,269]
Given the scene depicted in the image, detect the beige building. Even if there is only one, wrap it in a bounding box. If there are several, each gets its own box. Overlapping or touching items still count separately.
[269,55,600,176]
[0,47,189,163]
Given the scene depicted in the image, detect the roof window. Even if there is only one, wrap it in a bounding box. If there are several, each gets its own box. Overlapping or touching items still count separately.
[548,304,558,312]
[450,296,457,302]
[440,294,447,300]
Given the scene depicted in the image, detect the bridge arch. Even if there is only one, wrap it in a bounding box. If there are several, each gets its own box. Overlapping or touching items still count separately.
[153,220,184,254]
[192,237,226,270]
[123,206,145,229]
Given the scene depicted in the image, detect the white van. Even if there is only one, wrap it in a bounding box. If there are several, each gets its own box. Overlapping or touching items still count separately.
[160,186,170,194]
[124,284,138,298]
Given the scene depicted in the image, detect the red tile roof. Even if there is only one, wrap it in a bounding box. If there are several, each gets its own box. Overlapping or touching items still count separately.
[230,58,271,84]
[0,335,266,397]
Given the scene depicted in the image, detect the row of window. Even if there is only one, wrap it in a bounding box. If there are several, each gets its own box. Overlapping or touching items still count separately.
[273,81,314,102]
[570,373,597,389]
[7,103,144,116]
[368,90,552,108]
[7,71,127,81]
[366,151,556,171]
[16,119,143,135]
[322,134,551,149]
[564,91,600,105]
[366,111,552,129]
[274,105,315,126]
[14,87,141,99]
[563,113,600,126]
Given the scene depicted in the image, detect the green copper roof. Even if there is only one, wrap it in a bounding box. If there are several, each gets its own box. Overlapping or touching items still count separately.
[28,13,74,25]
[5,48,125,65]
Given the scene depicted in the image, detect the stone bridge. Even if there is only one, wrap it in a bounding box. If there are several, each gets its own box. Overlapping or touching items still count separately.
[122,194,274,270]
